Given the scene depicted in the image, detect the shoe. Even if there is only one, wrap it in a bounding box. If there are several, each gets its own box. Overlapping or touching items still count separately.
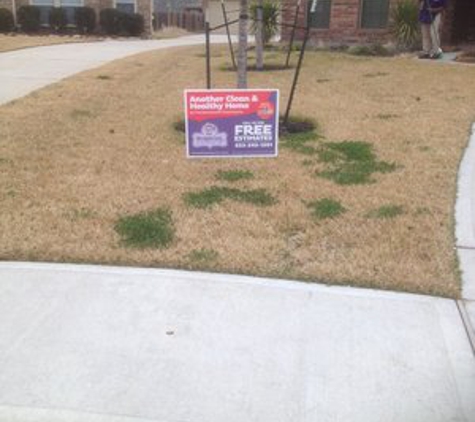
[419,53,431,59]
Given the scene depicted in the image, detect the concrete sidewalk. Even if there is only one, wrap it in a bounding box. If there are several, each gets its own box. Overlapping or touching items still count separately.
[456,123,475,338]
[0,35,229,106]
[0,262,474,422]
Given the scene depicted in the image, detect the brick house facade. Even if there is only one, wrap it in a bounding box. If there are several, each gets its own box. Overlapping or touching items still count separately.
[0,0,153,34]
[281,0,475,46]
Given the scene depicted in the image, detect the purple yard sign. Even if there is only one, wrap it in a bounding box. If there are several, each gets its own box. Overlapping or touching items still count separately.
[184,89,279,158]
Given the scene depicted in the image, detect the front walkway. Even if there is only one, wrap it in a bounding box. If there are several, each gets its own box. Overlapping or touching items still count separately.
[0,262,474,422]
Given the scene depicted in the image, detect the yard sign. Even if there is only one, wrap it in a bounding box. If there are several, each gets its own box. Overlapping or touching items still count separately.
[184,89,279,158]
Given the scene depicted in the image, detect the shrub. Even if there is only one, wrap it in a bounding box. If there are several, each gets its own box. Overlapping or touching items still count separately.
[17,5,40,33]
[390,0,421,50]
[49,7,67,32]
[99,8,121,35]
[75,6,96,34]
[121,12,144,36]
[0,8,14,33]
[250,0,279,45]
[100,8,144,36]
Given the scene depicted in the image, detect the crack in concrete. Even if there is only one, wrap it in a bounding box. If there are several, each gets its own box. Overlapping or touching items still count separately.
[456,300,475,357]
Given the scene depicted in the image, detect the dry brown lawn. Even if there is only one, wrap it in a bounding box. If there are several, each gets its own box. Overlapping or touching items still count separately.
[151,27,191,39]
[0,34,101,53]
[1,46,474,297]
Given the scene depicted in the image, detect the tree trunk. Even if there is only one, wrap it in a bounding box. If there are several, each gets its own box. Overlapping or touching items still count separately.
[256,0,264,70]
[237,0,248,89]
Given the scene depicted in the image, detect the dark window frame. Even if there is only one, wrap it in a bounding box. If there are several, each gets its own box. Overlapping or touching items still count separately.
[307,0,332,30]
[116,0,136,14]
[360,0,390,29]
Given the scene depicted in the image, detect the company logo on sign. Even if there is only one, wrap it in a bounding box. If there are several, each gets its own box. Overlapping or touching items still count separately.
[192,123,228,149]
[257,102,275,120]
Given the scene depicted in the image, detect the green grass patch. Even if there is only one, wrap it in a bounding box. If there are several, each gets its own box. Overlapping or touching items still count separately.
[184,186,277,209]
[281,131,320,155]
[187,248,219,264]
[317,147,341,163]
[279,115,320,155]
[366,205,404,219]
[307,198,346,219]
[316,141,396,185]
[215,169,254,182]
[97,75,112,80]
[115,207,175,249]
[324,141,375,161]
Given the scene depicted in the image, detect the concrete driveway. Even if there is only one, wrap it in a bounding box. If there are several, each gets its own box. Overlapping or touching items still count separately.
[0,35,230,106]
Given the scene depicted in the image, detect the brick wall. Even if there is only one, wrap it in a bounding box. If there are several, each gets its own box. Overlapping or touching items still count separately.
[440,0,455,44]
[282,0,403,46]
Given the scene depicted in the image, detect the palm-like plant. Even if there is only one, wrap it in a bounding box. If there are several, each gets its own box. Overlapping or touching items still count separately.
[250,0,280,45]
[391,0,421,50]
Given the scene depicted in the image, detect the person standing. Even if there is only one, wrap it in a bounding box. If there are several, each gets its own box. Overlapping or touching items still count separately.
[419,0,447,59]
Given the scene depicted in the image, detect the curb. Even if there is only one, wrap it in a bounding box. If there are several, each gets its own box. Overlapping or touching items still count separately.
[456,123,475,302]
[456,123,475,249]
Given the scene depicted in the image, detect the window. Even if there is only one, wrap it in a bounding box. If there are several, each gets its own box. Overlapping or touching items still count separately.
[30,0,83,25]
[308,0,332,29]
[31,0,53,25]
[360,0,389,29]
[116,0,135,14]
[62,0,82,24]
